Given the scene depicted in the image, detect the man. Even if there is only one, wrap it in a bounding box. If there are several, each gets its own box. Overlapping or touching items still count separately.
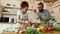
[17,1,31,27]
[37,2,51,26]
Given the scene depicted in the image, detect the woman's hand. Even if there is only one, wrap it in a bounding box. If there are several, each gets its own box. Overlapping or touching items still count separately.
[24,21,31,27]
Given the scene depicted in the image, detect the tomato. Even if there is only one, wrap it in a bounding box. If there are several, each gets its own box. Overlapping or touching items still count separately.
[44,27,47,30]
[43,27,48,32]
[48,27,51,30]
[48,27,54,31]
[50,27,54,31]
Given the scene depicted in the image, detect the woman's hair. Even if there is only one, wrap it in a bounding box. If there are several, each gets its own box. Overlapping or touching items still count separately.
[21,1,29,8]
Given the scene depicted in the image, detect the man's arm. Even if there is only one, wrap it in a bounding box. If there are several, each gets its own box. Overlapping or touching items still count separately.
[46,10,51,20]
[42,10,51,21]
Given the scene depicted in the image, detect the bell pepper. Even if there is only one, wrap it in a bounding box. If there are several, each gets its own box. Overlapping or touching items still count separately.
[44,27,48,31]
[39,26,44,30]
[37,28,40,32]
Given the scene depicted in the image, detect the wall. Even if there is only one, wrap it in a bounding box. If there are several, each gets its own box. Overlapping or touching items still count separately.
[0,2,3,18]
[52,0,60,23]
[0,0,52,9]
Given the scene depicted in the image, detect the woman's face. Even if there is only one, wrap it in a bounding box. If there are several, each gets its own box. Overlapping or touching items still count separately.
[22,7,28,13]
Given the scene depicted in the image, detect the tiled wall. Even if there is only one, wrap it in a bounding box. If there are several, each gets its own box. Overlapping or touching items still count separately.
[53,0,60,23]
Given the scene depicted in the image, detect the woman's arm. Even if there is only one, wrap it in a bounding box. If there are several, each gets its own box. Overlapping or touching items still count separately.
[17,15,23,23]
[17,11,24,23]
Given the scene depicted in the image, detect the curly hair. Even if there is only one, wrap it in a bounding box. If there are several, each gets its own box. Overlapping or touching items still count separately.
[21,1,29,8]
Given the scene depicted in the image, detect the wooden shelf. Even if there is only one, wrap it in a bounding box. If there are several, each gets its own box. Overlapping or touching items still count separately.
[2,12,16,15]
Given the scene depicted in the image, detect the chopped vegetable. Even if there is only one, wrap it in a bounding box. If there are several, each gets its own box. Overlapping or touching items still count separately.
[23,28,39,34]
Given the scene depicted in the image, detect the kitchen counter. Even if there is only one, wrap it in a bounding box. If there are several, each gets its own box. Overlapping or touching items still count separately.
[0,21,41,24]
[1,32,20,34]
[0,22,16,34]
[1,31,60,34]
[44,31,60,34]
[0,22,60,34]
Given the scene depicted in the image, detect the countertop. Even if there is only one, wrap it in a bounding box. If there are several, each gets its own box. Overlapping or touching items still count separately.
[1,31,60,34]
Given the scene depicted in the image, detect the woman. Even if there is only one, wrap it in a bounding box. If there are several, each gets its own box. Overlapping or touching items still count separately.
[16,1,31,27]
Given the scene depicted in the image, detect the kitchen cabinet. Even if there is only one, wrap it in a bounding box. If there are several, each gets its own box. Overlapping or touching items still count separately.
[0,17,9,22]
[2,6,20,23]
[0,0,20,8]
[0,2,3,18]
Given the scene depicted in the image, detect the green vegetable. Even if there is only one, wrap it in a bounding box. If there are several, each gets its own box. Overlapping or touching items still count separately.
[53,26,60,31]
[39,30,44,32]
[35,32,39,34]
[23,28,39,34]
[39,32,43,34]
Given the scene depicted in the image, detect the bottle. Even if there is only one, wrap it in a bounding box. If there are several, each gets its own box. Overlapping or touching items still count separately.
[53,21,57,27]
[52,18,57,27]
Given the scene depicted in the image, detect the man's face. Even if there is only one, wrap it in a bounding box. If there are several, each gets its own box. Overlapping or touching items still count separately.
[22,7,28,13]
[38,5,43,11]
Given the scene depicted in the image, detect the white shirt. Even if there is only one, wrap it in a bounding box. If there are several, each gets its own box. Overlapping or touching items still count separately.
[17,11,28,21]
[16,10,31,27]
[16,10,40,27]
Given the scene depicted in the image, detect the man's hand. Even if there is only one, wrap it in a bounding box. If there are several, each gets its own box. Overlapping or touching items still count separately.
[43,18,47,21]
[43,17,51,21]
[47,17,51,20]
